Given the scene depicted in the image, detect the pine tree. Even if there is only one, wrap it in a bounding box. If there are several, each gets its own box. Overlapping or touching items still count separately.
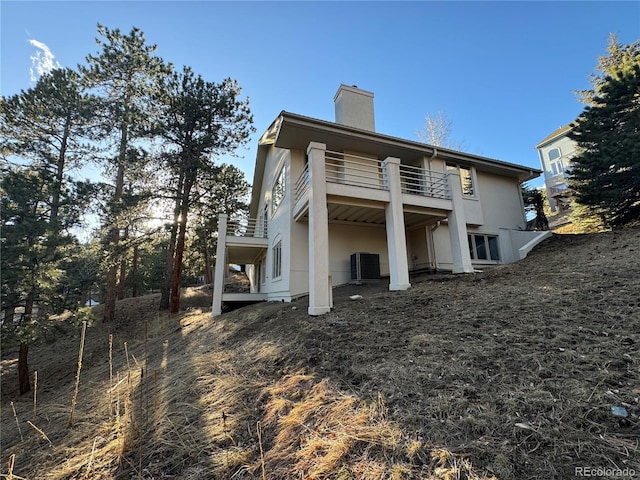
[1,69,96,394]
[568,64,640,227]
[83,24,170,322]
[154,66,254,313]
[576,34,640,106]
[190,164,250,283]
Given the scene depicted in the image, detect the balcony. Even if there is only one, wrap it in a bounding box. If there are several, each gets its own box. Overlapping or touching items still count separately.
[226,217,267,238]
[294,150,454,222]
[224,217,268,265]
[295,150,451,208]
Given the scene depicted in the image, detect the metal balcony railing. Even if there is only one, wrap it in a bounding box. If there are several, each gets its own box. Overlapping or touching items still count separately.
[325,151,387,190]
[294,163,310,203]
[226,217,267,238]
[292,152,452,203]
[399,164,450,199]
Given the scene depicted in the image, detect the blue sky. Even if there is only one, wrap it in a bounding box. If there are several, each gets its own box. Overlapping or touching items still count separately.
[2,1,639,189]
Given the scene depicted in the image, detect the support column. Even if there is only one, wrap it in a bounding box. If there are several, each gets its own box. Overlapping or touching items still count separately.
[447,173,474,273]
[212,214,228,316]
[307,142,332,316]
[382,157,411,291]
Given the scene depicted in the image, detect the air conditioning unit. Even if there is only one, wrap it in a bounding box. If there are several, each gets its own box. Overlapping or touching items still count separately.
[350,253,380,283]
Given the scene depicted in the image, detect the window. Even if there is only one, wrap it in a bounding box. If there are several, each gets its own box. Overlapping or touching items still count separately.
[548,148,561,161]
[272,167,285,214]
[259,257,266,284]
[446,163,475,197]
[272,241,282,279]
[468,234,500,261]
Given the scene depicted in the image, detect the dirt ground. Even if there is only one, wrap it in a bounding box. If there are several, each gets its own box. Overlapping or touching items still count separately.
[1,228,639,479]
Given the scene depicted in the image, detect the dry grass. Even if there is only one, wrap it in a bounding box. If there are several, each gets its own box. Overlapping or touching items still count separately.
[2,230,639,479]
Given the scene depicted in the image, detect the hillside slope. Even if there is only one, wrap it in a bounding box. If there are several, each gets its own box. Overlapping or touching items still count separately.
[1,229,639,479]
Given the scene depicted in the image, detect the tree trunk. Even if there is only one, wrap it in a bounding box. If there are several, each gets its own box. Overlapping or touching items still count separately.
[18,343,30,395]
[160,171,185,311]
[160,223,177,310]
[169,175,195,314]
[18,290,36,395]
[50,116,71,227]
[103,124,127,323]
[103,261,118,323]
[169,211,188,314]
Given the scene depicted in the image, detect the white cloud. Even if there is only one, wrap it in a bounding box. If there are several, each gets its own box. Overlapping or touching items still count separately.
[29,39,61,82]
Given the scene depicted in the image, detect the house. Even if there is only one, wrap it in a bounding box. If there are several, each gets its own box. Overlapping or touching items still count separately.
[213,85,548,316]
[535,124,576,212]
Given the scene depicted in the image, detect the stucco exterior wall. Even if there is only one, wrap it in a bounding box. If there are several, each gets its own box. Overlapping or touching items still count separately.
[328,223,389,286]
[258,146,292,300]
[475,171,526,232]
[407,227,430,270]
[289,149,311,298]
[251,145,529,297]
[430,169,526,270]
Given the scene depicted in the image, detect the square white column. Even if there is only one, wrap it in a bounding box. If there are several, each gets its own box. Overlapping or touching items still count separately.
[307,142,332,315]
[382,157,411,291]
[212,214,228,316]
[447,173,474,273]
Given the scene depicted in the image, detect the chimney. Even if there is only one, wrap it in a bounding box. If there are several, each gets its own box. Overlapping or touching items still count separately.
[333,84,375,132]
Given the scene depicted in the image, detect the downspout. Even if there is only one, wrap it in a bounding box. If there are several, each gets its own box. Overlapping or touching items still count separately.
[427,147,440,270]
[429,221,441,270]
[427,147,438,170]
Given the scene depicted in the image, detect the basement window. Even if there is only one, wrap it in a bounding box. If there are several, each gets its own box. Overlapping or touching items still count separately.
[468,234,500,262]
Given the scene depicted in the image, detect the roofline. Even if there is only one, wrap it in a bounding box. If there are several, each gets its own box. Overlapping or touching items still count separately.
[280,111,541,176]
[535,124,573,149]
[248,110,542,215]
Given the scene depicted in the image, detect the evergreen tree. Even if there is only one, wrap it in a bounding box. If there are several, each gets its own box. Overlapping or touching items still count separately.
[568,64,640,227]
[0,67,96,230]
[83,24,170,322]
[577,34,640,106]
[0,166,78,394]
[154,66,254,313]
[1,68,96,394]
[522,185,549,231]
[189,164,250,284]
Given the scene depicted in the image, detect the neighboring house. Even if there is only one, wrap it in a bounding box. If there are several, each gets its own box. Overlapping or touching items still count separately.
[535,124,576,212]
[213,85,548,316]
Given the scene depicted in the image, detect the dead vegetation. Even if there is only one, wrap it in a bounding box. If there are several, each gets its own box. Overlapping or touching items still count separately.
[1,229,639,479]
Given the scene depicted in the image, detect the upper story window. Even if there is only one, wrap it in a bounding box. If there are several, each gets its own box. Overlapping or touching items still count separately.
[446,163,475,197]
[272,166,285,214]
[548,148,561,161]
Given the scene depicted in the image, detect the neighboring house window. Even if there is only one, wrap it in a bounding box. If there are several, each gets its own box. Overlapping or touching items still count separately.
[272,240,282,279]
[550,159,564,176]
[272,167,285,214]
[548,148,561,161]
[446,163,475,197]
[548,149,564,176]
[468,234,500,261]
